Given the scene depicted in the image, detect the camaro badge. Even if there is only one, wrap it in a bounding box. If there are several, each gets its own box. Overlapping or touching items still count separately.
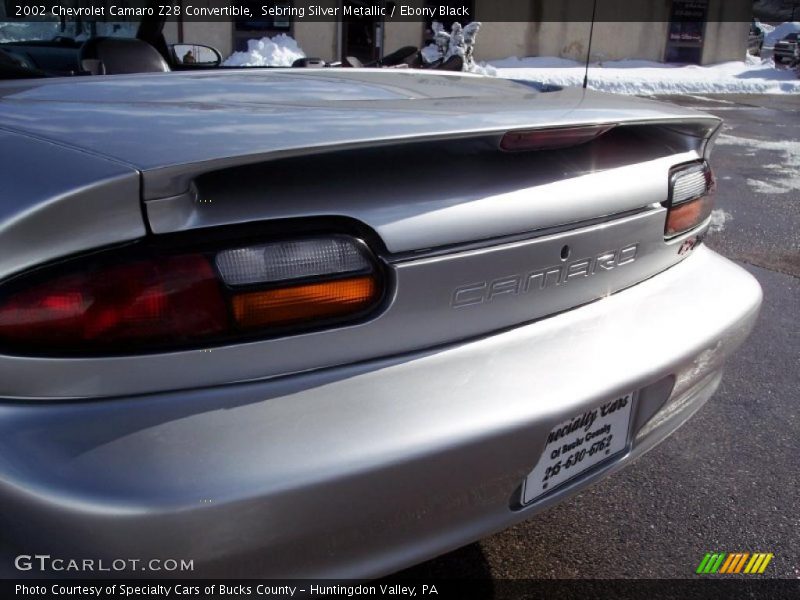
[451,244,639,308]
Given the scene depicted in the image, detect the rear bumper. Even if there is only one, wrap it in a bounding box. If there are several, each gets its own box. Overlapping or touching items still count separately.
[0,247,761,578]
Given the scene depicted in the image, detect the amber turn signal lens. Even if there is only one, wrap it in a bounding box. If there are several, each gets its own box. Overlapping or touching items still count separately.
[665,195,713,238]
[232,276,379,329]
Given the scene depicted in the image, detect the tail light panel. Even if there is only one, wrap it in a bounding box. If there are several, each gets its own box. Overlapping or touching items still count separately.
[0,235,384,355]
[665,161,715,239]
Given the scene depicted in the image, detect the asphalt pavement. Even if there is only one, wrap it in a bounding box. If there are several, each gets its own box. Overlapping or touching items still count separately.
[401,93,800,579]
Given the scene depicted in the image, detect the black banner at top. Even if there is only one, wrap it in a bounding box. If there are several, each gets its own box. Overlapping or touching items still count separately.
[2,0,754,23]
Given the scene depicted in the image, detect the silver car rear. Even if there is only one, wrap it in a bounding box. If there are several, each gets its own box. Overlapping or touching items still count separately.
[0,70,760,577]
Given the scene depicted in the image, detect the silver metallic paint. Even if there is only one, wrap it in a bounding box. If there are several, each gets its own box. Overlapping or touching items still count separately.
[0,130,144,282]
[0,70,719,200]
[0,69,759,577]
[0,247,761,577]
[0,208,703,399]
[147,148,700,253]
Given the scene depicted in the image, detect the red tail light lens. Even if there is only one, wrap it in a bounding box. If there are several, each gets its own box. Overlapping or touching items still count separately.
[500,124,615,152]
[0,236,384,355]
[0,255,227,352]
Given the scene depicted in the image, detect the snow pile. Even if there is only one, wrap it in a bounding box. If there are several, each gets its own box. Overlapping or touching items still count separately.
[764,21,800,47]
[422,21,484,72]
[758,22,776,35]
[223,34,305,67]
[487,56,800,95]
[471,62,498,76]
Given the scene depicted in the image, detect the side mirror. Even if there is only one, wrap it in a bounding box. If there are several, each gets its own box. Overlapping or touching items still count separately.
[170,44,222,67]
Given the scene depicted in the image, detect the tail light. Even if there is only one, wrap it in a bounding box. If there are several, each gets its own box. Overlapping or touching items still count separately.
[232,277,378,328]
[0,235,383,355]
[665,162,715,239]
[216,237,380,329]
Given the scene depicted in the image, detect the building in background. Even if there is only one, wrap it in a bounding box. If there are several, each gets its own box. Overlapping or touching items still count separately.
[165,0,751,66]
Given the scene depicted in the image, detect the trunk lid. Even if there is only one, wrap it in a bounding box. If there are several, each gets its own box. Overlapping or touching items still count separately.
[0,68,720,252]
[0,68,717,188]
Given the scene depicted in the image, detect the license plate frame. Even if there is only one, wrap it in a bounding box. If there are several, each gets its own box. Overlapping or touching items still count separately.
[521,392,635,506]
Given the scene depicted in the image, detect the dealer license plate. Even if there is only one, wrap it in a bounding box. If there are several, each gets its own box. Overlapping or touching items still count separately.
[522,392,634,505]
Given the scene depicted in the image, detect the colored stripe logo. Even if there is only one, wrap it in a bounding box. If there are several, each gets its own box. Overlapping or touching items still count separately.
[696,552,773,574]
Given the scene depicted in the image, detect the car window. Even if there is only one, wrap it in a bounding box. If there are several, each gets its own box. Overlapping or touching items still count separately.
[0,19,138,44]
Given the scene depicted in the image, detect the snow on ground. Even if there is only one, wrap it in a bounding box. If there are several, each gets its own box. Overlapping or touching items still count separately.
[715,133,800,194]
[709,209,733,233]
[479,20,800,94]
[758,22,776,35]
[223,35,305,67]
[486,54,800,95]
[221,27,800,95]
[764,21,800,47]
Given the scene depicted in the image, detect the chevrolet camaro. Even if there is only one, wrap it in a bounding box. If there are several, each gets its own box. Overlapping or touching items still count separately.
[0,20,761,579]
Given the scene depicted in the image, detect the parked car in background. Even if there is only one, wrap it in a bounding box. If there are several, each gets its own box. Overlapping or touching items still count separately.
[773,32,799,63]
[0,15,763,579]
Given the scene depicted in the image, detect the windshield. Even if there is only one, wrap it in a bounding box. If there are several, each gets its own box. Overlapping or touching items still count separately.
[0,17,142,79]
